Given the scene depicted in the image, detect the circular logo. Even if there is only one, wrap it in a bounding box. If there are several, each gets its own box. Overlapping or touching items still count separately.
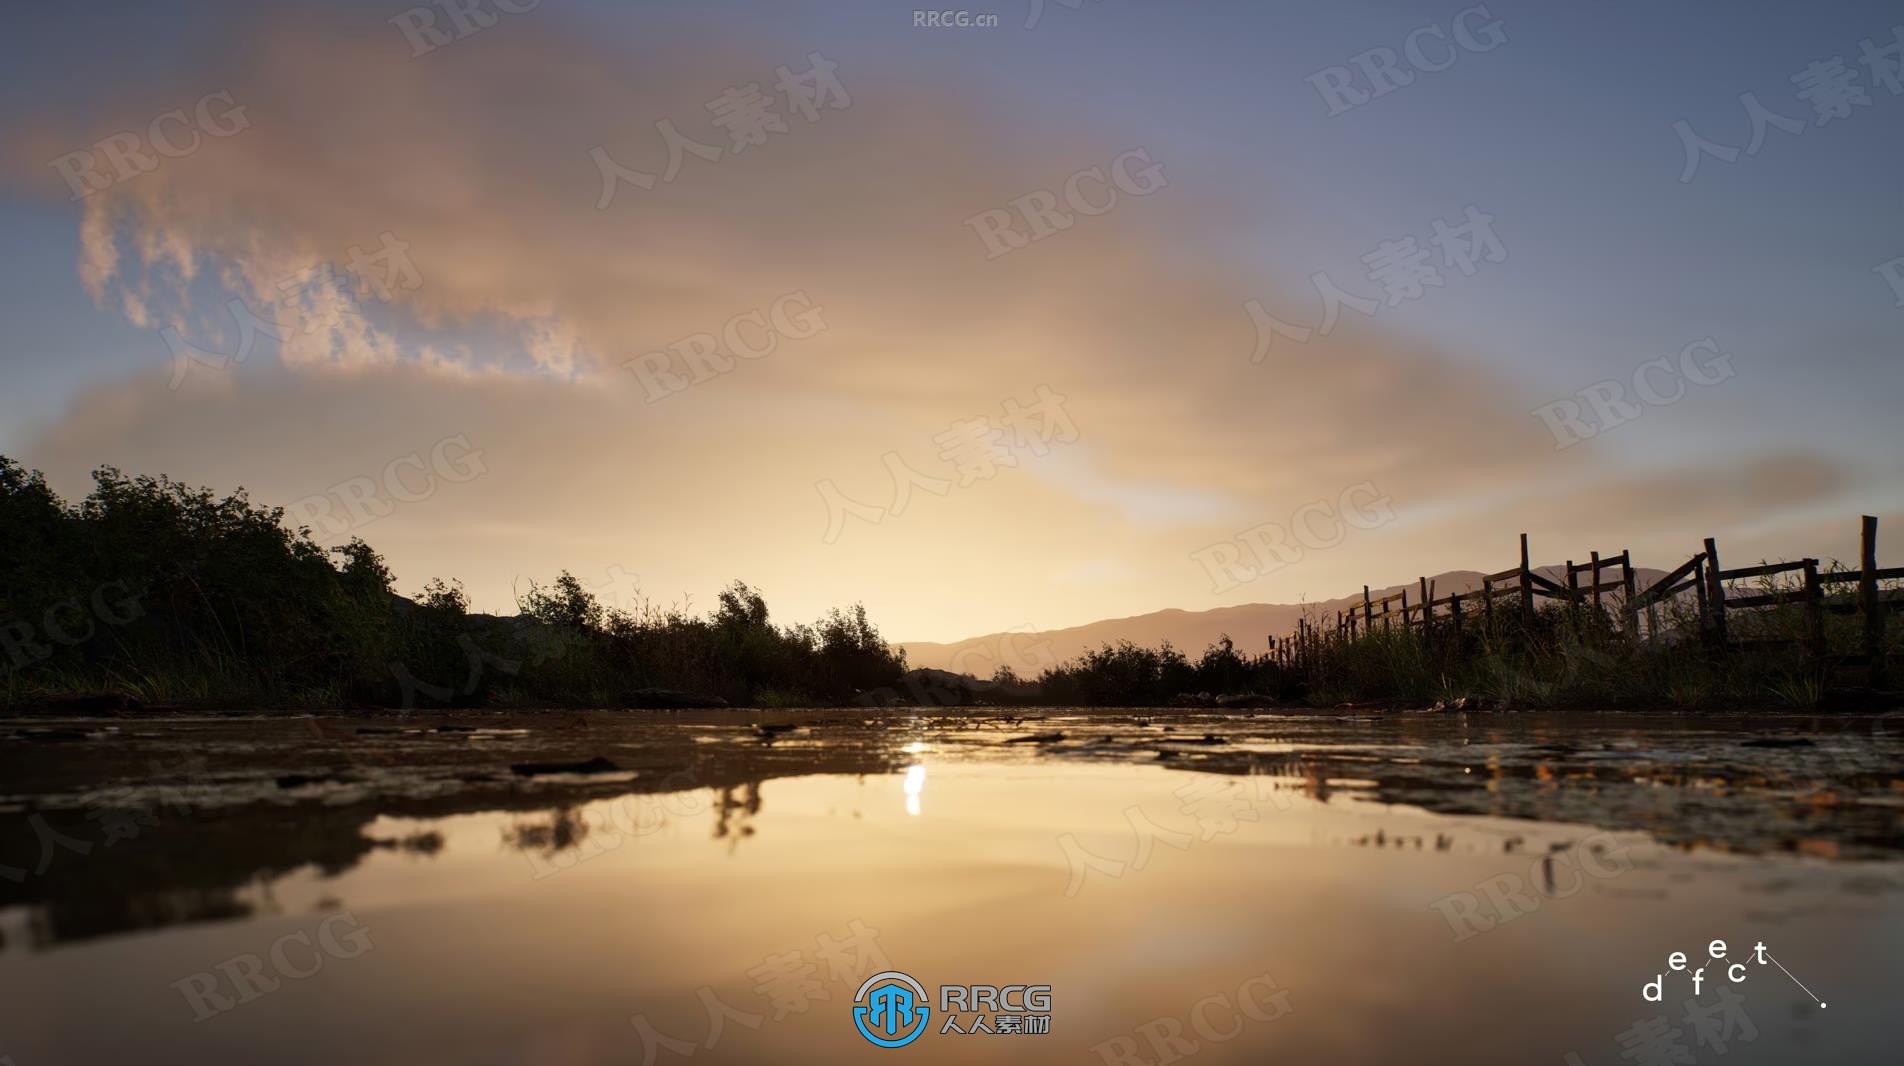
[852,970,932,1048]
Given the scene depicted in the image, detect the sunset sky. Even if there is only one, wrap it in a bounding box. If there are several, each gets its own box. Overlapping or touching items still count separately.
[3,0,1901,643]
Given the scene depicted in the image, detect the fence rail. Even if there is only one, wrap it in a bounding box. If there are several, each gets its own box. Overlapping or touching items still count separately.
[1269,515,1894,689]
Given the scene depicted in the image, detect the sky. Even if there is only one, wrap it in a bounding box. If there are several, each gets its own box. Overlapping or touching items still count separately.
[1,0,1901,643]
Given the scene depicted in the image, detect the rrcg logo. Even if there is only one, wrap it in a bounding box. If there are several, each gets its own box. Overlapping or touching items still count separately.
[853,971,933,1048]
[852,971,1055,1046]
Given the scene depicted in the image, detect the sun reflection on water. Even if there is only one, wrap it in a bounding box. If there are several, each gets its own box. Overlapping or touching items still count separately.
[902,764,926,817]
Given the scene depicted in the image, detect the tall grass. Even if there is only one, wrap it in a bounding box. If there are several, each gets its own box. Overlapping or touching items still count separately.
[1278,563,1897,710]
[1032,560,1897,710]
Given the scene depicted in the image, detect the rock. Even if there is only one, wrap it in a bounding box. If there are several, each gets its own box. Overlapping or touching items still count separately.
[1170,692,1217,708]
[1215,692,1275,709]
[618,688,730,709]
[510,756,621,776]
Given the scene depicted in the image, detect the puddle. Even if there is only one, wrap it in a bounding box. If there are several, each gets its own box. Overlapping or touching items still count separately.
[0,709,1899,1063]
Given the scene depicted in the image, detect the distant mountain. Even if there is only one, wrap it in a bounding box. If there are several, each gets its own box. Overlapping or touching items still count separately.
[897,565,1668,675]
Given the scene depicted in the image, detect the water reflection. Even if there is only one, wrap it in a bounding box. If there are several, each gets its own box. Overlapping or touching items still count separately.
[0,755,1895,1066]
[1,708,1901,955]
[903,764,926,817]
[713,782,762,843]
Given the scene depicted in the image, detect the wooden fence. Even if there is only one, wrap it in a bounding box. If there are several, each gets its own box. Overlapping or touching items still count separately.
[1266,516,1898,688]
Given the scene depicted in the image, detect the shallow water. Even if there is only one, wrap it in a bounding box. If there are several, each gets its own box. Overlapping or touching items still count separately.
[1,709,1901,1064]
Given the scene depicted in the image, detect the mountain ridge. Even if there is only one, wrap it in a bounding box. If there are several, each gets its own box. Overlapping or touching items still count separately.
[898,565,1668,675]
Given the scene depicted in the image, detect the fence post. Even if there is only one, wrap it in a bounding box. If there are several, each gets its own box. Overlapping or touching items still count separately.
[1621,554,1638,639]
[1519,533,1535,628]
[1862,515,1886,689]
[1363,585,1373,632]
[1590,550,1603,620]
[1483,577,1495,634]
[1566,559,1579,627]
[1450,593,1463,637]
[1803,558,1825,664]
[1400,589,1410,632]
[1703,537,1727,648]
[1420,576,1431,635]
[1693,555,1709,634]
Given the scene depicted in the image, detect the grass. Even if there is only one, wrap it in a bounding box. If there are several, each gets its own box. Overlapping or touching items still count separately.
[1268,566,1899,710]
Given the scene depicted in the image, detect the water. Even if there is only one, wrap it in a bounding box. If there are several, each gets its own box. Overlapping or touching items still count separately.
[2,709,1901,1064]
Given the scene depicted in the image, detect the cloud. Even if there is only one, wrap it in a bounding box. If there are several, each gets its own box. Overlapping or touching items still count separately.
[8,5,1858,640]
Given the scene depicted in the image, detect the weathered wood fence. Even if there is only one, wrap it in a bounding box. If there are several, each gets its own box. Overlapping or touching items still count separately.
[1266,516,1898,687]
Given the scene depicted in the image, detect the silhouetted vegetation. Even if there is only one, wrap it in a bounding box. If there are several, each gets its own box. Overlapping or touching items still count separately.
[1034,637,1278,706]
[1,457,906,710]
[1030,581,1898,710]
[1285,581,1898,710]
[7,455,1892,713]
[1035,586,1896,711]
